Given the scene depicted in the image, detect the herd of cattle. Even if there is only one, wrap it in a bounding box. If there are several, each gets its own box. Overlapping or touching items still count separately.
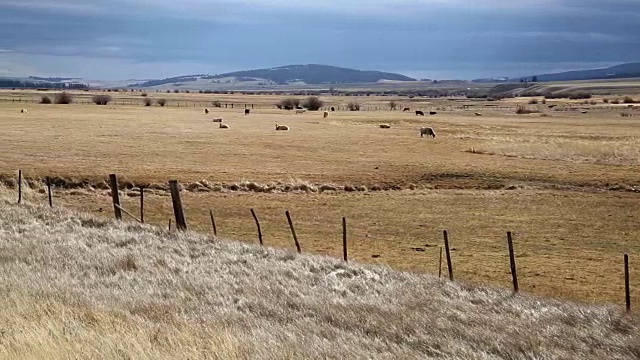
[203,107,437,138]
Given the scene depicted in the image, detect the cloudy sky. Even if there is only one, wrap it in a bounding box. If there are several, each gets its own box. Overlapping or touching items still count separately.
[0,0,639,80]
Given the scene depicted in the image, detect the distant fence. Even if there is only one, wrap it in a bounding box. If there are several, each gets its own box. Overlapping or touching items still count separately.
[6,170,635,313]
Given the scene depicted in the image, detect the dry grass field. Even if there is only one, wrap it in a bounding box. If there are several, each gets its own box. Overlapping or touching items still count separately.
[0,199,638,359]
[1,89,639,310]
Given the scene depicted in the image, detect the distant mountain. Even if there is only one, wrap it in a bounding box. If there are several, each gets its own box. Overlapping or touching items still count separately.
[131,64,416,88]
[513,62,640,82]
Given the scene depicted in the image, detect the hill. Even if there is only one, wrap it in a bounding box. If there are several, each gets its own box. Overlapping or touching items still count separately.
[0,190,638,359]
[131,64,416,88]
[515,62,640,82]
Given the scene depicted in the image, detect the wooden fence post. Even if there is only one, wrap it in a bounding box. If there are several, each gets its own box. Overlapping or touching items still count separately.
[507,231,519,293]
[17,170,22,204]
[168,218,172,232]
[250,209,263,245]
[342,217,348,262]
[108,174,122,220]
[46,177,53,208]
[438,246,443,279]
[443,230,453,281]
[209,209,218,236]
[625,254,631,312]
[285,210,301,253]
[168,180,187,231]
[139,186,145,223]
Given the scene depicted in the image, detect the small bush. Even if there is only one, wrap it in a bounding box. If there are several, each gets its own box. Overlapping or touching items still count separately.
[623,96,636,104]
[603,98,609,103]
[302,96,324,111]
[515,105,538,115]
[568,92,592,100]
[279,98,300,109]
[92,94,112,105]
[389,101,397,110]
[185,90,190,93]
[40,96,52,104]
[212,101,222,108]
[141,93,148,97]
[143,98,153,106]
[54,92,74,104]
[173,89,180,93]
[528,98,539,104]
[611,99,621,104]
[347,102,361,111]
[156,98,167,107]
[166,90,171,93]
[541,98,547,104]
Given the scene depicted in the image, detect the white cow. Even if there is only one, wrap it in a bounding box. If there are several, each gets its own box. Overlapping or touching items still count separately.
[219,123,229,129]
[275,124,290,131]
[295,109,306,114]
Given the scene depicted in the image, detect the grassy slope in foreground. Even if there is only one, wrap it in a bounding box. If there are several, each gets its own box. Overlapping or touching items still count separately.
[0,198,638,359]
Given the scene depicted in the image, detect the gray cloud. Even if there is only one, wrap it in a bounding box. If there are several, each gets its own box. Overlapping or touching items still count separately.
[0,0,639,79]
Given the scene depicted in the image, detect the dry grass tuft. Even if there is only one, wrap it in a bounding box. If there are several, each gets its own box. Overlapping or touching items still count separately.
[0,195,639,359]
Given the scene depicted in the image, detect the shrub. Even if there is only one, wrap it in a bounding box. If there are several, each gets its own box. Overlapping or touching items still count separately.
[40,96,52,104]
[279,98,300,109]
[173,89,180,93]
[528,98,539,104]
[143,98,153,106]
[185,90,190,93]
[623,96,636,104]
[212,101,222,108]
[611,99,621,104]
[568,92,592,100]
[347,102,361,111]
[603,98,609,103]
[541,98,547,104]
[54,92,74,104]
[389,101,398,110]
[515,105,538,115]
[92,94,112,105]
[141,93,148,97]
[302,96,324,111]
[156,98,167,107]
[166,90,171,93]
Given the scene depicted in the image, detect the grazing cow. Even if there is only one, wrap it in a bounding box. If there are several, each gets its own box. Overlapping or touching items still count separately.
[20,109,27,113]
[219,123,229,129]
[330,106,336,112]
[212,118,223,123]
[275,124,289,131]
[244,109,250,115]
[204,108,210,114]
[416,110,425,116]
[323,111,329,118]
[379,124,391,129]
[296,109,307,114]
[402,108,410,112]
[581,110,588,114]
[420,127,436,138]
[474,112,482,116]
[429,111,437,115]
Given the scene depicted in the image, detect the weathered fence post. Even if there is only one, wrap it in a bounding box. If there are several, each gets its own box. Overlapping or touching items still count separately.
[507,231,519,293]
[46,177,53,208]
[168,218,172,232]
[17,170,22,204]
[342,217,348,262]
[209,209,218,237]
[139,186,145,223]
[625,254,631,312]
[250,208,263,245]
[168,180,187,231]
[108,174,122,220]
[443,230,453,281]
[285,210,301,253]
[438,246,443,279]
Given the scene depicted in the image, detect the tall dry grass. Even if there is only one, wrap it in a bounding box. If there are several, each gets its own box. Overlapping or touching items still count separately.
[0,189,638,359]
[467,135,640,166]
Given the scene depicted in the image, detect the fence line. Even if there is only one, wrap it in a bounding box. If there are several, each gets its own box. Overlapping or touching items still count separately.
[7,171,635,312]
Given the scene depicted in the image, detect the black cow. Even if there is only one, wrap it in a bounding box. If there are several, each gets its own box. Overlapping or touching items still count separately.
[416,110,425,116]
[429,111,437,115]
[330,106,336,112]
[244,109,250,115]
[403,107,410,112]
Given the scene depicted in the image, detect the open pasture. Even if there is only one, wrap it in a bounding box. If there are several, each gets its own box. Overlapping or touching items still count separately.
[1,89,639,307]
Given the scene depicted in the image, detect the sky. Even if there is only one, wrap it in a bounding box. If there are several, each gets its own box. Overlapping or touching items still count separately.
[0,0,639,80]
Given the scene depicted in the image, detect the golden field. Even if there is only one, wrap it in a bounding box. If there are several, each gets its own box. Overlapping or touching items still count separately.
[1,89,639,308]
